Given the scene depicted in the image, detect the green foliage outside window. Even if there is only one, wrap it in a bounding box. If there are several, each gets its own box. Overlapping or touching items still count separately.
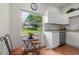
[21,11,43,35]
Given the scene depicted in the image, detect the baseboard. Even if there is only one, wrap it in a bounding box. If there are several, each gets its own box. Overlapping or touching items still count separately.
[58,43,65,47]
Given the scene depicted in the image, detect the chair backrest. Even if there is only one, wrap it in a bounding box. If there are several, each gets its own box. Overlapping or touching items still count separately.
[5,34,13,50]
[0,37,10,54]
[0,34,12,55]
[0,39,9,55]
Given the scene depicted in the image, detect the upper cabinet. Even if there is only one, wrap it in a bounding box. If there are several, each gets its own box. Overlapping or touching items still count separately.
[44,10,69,24]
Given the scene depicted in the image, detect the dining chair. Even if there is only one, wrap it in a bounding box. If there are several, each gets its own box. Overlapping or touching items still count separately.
[0,34,27,55]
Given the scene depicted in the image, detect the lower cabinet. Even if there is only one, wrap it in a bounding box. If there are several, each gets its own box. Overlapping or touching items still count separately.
[44,32,59,49]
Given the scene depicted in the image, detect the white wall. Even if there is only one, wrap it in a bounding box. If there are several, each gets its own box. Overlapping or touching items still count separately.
[62,4,79,48]
[0,3,10,54]
[0,4,10,36]
[9,3,60,48]
[66,16,79,48]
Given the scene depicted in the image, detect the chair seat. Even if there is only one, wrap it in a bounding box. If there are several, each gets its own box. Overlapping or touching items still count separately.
[32,39,41,44]
[11,47,27,55]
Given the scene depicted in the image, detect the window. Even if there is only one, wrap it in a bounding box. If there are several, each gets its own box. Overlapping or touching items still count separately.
[21,10,43,35]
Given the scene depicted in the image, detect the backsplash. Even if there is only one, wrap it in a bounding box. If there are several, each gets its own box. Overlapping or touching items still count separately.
[44,23,79,32]
[44,23,60,31]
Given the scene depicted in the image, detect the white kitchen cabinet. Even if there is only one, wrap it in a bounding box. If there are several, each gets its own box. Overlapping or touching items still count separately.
[44,10,69,24]
[44,32,59,49]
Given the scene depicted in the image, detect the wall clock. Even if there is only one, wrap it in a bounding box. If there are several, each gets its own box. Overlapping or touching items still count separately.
[31,3,38,11]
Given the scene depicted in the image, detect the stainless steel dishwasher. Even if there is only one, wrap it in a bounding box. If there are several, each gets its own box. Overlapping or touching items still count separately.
[59,28,66,46]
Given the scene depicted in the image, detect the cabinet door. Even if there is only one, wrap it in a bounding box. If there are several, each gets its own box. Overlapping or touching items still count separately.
[44,32,53,48]
[52,32,59,48]
[44,32,59,49]
[60,32,66,45]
